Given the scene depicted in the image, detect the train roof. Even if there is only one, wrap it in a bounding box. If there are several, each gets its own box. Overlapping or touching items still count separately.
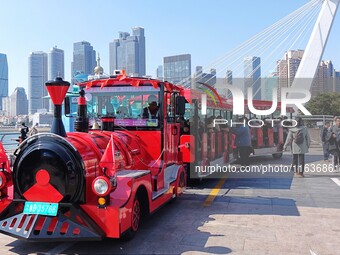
[78,74,183,93]
[182,88,294,113]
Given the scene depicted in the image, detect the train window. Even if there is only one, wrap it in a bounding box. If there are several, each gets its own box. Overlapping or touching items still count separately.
[184,103,192,120]
[85,86,161,129]
[206,109,214,118]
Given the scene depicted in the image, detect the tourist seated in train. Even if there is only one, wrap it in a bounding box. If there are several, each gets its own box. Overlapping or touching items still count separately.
[206,116,216,152]
[197,116,204,135]
[206,116,215,133]
[215,115,228,131]
[143,95,159,119]
[105,98,115,117]
[116,100,130,118]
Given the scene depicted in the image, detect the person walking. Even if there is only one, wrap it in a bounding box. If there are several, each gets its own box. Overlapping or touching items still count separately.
[19,122,29,142]
[28,124,38,136]
[320,122,330,161]
[283,117,311,177]
[326,116,340,170]
[232,117,251,167]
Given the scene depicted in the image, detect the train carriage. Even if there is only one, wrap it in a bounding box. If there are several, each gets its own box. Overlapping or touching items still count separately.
[180,86,294,179]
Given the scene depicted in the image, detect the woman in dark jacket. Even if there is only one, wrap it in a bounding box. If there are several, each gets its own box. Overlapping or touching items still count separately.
[326,117,340,169]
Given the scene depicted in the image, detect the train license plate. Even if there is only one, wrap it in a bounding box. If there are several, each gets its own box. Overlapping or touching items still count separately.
[23,202,58,216]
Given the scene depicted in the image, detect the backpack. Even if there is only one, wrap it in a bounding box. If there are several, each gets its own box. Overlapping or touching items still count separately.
[294,129,304,145]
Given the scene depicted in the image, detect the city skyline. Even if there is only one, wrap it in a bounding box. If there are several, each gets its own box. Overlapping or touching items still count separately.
[1,0,339,94]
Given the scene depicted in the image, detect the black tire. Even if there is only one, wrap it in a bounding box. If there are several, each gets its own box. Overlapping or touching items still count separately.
[121,195,141,242]
[272,153,283,159]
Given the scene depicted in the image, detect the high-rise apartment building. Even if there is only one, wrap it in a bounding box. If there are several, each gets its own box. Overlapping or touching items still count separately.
[335,70,340,93]
[109,27,146,76]
[1,96,10,116]
[195,66,217,87]
[163,54,191,87]
[48,46,64,112]
[226,70,233,85]
[10,87,28,116]
[277,50,304,99]
[156,65,163,80]
[48,46,64,80]
[71,41,96,79]
[262,72,278,101]
[28,51,48,114]
[0,53,8,111]
[311,60,334,97]
[244,56,261,100]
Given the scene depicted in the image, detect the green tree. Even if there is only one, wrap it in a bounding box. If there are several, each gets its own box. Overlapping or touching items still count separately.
[306,93,340,116]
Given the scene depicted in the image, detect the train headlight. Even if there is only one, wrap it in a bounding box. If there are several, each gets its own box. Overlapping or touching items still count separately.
[0,172,6,189]
[92,177,110,196]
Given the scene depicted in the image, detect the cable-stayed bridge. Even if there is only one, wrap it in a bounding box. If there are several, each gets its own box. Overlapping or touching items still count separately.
[181,0,339,101]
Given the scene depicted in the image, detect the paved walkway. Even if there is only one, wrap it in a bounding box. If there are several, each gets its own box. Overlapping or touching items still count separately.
[1,147,340,254]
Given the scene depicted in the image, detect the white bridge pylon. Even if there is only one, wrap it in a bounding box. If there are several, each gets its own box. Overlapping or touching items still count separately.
[291,0,339,90]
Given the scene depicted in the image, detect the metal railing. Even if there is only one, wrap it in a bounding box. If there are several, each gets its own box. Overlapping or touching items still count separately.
[0,132,20,153]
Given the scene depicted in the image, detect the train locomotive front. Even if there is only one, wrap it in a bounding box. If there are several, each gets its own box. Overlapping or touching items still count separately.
[0,76,187,241]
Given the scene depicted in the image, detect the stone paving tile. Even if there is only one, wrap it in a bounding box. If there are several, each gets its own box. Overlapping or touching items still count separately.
[243,239,311,254]
[1,238,66,255]
[229,197,272,205]
[204,235,245,253]
[199,219,277,242]
[271,197,296,206]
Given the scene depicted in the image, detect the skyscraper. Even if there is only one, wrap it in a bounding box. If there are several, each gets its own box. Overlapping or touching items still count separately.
[226,70,233,85]
[195,66,216,87]
[244,56,261,100]
[335,70,340,93]
[48,47,64,112]
[1,96,10,116]
[277,50,304,99]
[28,51,48,114]
[0,53,8,111]
[163,54,191,87]
[10,87,28,116]
[311,60,334,97]
[71,41,97,79]
[48,46,64,80]
[263,72,278,101]
[109,27,146,76]
[156,65,163,80]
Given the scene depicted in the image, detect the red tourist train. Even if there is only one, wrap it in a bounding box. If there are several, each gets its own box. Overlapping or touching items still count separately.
[0,72,291,241]
[0,74,188,241]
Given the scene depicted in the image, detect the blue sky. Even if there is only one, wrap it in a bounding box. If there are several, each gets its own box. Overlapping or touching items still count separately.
[1,0,339,94]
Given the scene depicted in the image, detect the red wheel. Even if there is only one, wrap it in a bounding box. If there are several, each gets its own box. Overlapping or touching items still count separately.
[121,194,144,241]
[131,198,141,232]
